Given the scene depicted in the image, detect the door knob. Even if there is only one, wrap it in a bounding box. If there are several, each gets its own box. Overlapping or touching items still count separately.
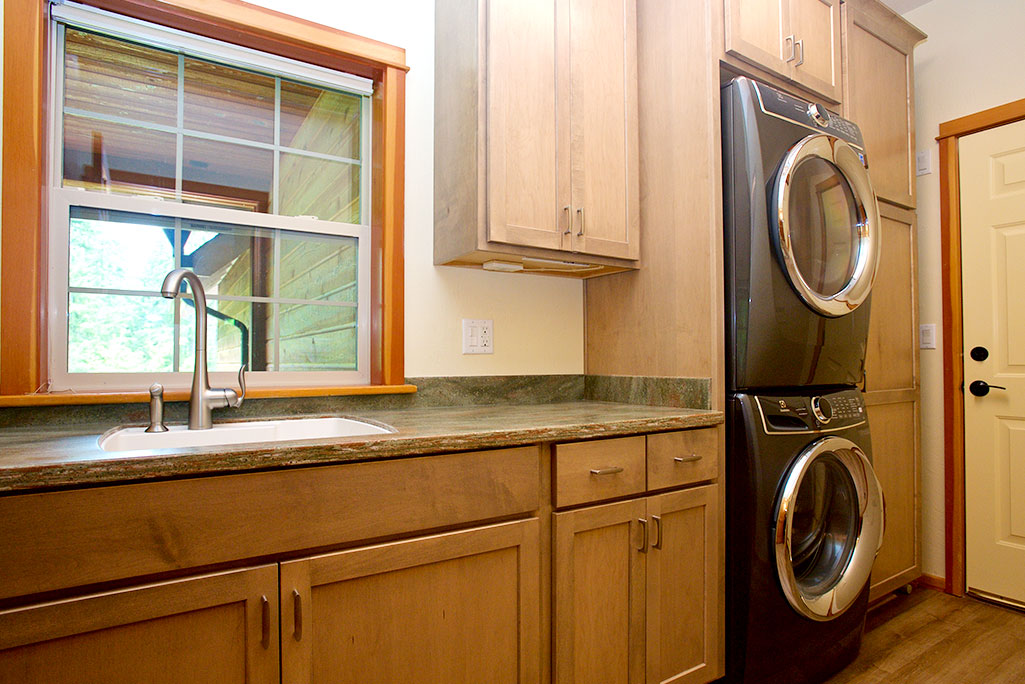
[970,346,989,361]
[969,380,1007,397]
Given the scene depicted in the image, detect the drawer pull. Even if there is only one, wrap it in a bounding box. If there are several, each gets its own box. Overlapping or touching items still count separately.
[674,454,702,464]
[260,595,270,649]
[590,466,625,476]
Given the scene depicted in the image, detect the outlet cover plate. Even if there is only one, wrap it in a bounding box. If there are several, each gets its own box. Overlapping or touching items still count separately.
[919,323,937,349]
[462,319,493,354]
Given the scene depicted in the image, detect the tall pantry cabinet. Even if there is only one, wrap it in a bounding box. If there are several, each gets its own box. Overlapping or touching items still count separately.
[843,0,927,601]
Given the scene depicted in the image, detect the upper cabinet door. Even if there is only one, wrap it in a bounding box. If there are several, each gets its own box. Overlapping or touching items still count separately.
[567,0,640,260]
[724,0,789,77]
[842,0,926,208]
[486,0,568,251]
[788,0,841,102]
[722,0,840,103]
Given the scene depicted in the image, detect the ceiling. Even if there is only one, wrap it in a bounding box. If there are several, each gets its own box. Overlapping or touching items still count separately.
[884,0,934,14]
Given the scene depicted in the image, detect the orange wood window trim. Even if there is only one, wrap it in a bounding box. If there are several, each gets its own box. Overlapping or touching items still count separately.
[0,0,406,397]
[936,97,1025,597]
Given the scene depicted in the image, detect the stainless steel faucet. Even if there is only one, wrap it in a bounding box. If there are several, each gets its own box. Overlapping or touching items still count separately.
[160,268,246,430]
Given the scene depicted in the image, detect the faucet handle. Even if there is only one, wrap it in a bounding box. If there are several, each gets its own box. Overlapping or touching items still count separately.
[229,364,248,409]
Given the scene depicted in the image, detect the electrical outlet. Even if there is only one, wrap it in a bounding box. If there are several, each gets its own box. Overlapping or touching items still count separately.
[919,323,937,350]
[462,319,494,354]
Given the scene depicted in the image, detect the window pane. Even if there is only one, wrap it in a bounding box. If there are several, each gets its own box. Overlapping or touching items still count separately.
[68,293,174,373]
[278,304,357,371]
[179,219,274,299]
[277,232,358,303]
[69,208,175,291]
[63,114,177,195]
[278,154,360,223]
[184,57,275,144]
[176,299,272,372]
[64,28,178,127]
[183,136,273,211]
[280,81,361,158]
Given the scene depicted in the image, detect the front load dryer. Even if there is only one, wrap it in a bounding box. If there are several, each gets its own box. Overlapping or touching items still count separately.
[725,389,884,684]
[722,77,881,392]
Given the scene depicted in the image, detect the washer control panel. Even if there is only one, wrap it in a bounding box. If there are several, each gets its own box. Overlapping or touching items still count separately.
[755,389,865,434]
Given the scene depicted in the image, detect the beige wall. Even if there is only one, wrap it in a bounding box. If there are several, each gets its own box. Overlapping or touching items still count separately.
[903,0,1025,579]
[0,0,586,384]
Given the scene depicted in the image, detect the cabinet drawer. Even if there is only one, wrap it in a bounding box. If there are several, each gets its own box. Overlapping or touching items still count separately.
[646,429,718,490]
[554,436,646,507]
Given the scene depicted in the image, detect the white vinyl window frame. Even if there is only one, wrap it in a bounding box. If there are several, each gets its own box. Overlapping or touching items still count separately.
[46,2,375,391]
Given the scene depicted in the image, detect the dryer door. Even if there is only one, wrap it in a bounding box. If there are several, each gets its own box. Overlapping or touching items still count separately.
[774,436,884,621]
[773,134,881,317]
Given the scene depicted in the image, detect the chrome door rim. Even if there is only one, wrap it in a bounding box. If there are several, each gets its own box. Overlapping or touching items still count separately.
[774,436,884,621]
[774,134,881,317]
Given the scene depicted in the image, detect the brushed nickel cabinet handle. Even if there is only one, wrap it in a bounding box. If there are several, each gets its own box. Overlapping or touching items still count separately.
[784,34,796,62]
[260,595,270,649]
[590,466,624,476]
[292,590,303,642]
[576,207,585,236]
[636,518,649,553]
[674,454,702,464]
[563,205,572,235]
[652,515,663,550]
[795,39,805,67]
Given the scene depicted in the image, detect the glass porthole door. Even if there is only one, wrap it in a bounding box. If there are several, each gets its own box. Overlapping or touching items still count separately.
[773,135,881,317]
[774,436,884,621]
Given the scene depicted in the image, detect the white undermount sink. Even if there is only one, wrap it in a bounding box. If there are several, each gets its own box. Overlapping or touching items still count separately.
[99,417,393,452]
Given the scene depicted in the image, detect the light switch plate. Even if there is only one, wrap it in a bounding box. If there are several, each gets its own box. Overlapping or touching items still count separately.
[916,149,932,176]
[462,319,494,354]
[919,323,937,349]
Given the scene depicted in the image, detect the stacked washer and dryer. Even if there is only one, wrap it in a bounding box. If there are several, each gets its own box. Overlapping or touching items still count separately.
[721,76,886,684]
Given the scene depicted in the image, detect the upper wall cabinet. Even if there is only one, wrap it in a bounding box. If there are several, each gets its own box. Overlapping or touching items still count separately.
[435,0,640,277]
[723,0,842,103]
[842,0,926,209]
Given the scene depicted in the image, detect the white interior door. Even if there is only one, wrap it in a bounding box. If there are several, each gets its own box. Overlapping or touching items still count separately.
[961,117,1025,607]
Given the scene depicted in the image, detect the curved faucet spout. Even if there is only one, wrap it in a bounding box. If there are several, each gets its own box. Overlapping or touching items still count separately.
[161,269,207,355]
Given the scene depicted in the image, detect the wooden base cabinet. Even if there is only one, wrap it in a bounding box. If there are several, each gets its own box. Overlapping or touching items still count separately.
[281,520,540,684]
[0,565,280,684]
[554,485,720,684]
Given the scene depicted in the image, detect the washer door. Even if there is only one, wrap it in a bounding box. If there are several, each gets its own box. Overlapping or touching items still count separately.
[774,436,884,621]
[773,134,881,317]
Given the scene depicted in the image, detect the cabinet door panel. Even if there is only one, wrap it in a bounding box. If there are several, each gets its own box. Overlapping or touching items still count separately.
[865,205,917,392]
[844,2,920,207]
[568,0,640,260]
[0,565,278,684]
[788,0,841,101]
[723,0,788,77]
[281,519,539,684]
[646,486,721,684]
[554,499,647,684]
[487,0,566,250]
[867,400,920,600]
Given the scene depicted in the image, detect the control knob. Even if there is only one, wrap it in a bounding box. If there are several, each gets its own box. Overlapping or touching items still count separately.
[811,396,833,425]
[808,102,830,127]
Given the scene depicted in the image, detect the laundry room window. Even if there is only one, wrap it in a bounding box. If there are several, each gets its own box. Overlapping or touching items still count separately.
[46,3,376,391]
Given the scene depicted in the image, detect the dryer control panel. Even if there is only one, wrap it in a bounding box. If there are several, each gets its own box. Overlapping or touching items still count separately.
[752,80,866,152]
[755,389,866,434]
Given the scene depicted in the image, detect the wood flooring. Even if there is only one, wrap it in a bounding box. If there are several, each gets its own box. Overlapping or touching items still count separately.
[826,589,1025,683]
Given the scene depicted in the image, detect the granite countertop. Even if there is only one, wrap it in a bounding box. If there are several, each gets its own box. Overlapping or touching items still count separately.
[0,401,723,494]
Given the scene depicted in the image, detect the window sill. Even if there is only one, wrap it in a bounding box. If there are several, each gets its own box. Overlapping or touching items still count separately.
[0,384,418,407]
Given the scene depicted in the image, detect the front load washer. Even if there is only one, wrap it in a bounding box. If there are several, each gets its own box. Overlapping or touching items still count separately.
[722,77,881,392]
[725,389,884,684]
